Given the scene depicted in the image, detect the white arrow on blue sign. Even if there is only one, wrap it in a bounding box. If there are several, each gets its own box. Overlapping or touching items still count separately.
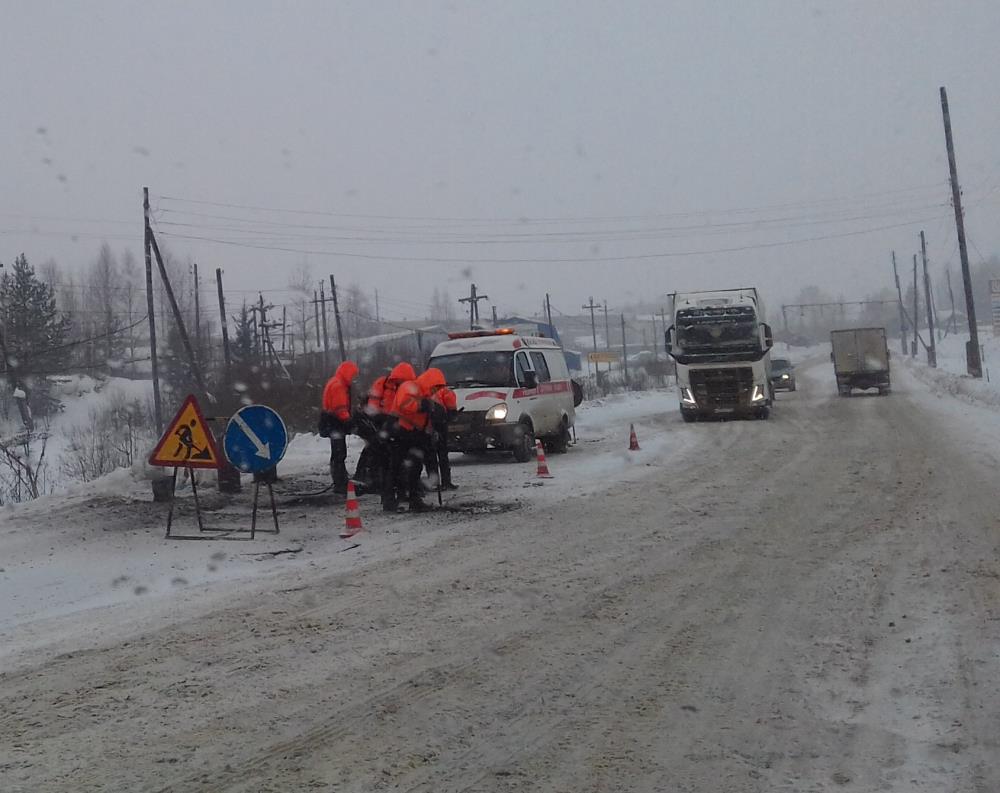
[224,405,288,474]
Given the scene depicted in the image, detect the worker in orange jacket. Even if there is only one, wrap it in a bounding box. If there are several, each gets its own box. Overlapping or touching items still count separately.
[384,371,431,512]
[352,368,392,492]
[320,360,359,494]
[375,362,417,510]
[418,368,459,491]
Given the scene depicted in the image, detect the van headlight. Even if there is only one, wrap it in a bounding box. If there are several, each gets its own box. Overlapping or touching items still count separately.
[750,385,767,404]
[780,373,790,380]
[680,387,697,406]
[485,402,508,422]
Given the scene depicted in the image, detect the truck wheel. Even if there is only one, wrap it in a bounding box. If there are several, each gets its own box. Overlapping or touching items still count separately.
[681,409,697,423]
[511,421,535,463]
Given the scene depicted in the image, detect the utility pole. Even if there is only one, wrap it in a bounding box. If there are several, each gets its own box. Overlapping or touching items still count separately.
[374,288,380,323]
[545,293,553,330]
[143,187,163,433]
[940,86,982,377]
[891,251,907,355]
[258,292,269,369]
[149,230,210,399]
[582,297,600,378]
[582,297,599,352]
[912,254,919,357]
[312,289,321,353]
[920,231,936,367]
[603,300,610,349]
[330,275,347,364]
[193,261,201,359]
[491,305,498,327]
[215,268,231,372]
[318,280,330,371]
[459,283,489,329]
[620,313,629,387]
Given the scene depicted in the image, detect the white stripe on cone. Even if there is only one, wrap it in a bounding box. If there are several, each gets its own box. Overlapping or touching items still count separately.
[341,481,364,538]
[535,439,554,478]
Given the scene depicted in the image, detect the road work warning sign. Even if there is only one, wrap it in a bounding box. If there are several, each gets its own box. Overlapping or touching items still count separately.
[149,395,221,469]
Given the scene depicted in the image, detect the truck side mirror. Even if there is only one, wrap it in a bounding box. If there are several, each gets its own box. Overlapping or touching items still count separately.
[763,323,774,349]
[665,326,674,354]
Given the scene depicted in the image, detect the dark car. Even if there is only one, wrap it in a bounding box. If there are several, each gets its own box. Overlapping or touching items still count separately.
[771,358,796,392]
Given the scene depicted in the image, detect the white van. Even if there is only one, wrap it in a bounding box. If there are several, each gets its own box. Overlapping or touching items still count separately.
[428,329,576,462]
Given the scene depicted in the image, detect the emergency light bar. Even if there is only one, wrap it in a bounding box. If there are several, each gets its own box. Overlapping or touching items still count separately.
[447,328,516,339]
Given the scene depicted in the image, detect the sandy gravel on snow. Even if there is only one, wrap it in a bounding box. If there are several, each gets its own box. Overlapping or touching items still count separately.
[2,363,999,792]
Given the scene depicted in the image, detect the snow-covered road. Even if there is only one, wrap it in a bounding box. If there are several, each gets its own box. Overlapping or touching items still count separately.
[2,359,1000,792]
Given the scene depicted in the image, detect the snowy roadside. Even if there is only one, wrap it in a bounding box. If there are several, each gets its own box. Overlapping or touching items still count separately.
[0,387,688,672]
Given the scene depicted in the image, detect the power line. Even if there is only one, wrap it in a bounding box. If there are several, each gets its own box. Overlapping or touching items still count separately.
[152,197,950,242]
[154,181,948,225]
[156,213,950,264]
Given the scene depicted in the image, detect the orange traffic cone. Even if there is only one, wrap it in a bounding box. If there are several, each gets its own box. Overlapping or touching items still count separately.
[535,439,554,478]
[628,423,641,451]
[340,481,364,538]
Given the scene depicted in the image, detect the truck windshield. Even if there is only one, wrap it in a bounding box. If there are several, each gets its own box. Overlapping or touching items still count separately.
[676,309,759,352]
[430,351,515,387]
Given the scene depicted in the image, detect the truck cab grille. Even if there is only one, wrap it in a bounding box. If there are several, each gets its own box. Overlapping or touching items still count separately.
[690,367,753,408]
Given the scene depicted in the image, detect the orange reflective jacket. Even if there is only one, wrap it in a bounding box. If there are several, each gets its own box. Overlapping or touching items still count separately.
[322,361,359,422]
[366,375,387,415]
[392,379,428,431]
[380,362,416,414]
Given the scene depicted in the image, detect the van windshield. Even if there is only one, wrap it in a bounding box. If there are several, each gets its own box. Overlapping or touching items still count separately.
[430,351,515,388]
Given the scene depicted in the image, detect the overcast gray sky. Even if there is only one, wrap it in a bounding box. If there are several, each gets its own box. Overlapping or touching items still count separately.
[3,0,999,320]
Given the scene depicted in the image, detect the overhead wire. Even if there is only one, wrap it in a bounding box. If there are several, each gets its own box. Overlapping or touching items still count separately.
[156,213,952,264]
[154,181,949,225]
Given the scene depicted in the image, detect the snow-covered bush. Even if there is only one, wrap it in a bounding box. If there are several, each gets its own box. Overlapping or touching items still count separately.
[59,393,155,483]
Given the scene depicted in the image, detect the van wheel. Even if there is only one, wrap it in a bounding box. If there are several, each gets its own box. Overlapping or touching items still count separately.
[545,420,571,454]
[512,421,535,463]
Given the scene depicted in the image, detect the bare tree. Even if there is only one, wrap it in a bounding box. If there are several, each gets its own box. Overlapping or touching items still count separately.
[286,261,314,355]
[85,243,122,367]
[120,248,141,371]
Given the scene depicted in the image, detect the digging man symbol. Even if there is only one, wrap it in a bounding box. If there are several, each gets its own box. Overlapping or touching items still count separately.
[172,419,212,462]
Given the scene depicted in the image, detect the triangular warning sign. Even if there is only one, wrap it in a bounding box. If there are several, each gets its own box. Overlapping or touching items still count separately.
[149,395,221,469]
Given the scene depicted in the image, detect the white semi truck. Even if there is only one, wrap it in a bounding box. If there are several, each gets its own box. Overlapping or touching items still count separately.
[666,288,775,421]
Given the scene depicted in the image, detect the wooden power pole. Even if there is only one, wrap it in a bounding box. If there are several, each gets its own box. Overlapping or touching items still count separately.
[330,274,347,364]
[620,313,629,386]
[940,86,982,377]
[891,251,907,354]
[920,230,936,367]
[459,283,489,329]
[143,187,163,433]
[215,268,231,372]
[318,280,330,371]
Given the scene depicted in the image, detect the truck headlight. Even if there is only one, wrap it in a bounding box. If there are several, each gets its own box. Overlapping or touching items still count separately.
[750,385,767,403]
[680,387,697,406]
[485,402,508,422]
[781,373,790,380]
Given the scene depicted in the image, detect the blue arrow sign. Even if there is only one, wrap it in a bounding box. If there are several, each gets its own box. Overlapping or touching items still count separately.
[224,405,288,474]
